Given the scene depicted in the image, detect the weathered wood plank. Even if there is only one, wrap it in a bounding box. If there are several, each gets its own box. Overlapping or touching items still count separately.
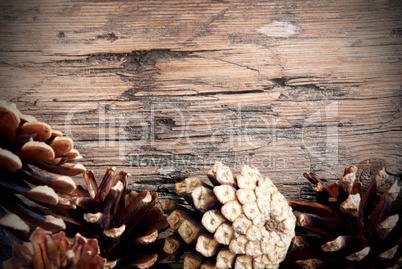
[0,0,400,210]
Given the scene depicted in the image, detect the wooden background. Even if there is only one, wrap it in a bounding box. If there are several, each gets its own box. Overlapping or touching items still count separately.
[0,0,401,208]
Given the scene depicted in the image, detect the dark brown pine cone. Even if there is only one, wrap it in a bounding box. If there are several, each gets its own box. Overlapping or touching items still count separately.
[58,168,170,268]
[3,227,106,268]
[288,165,401,268]
[0,100,86,251]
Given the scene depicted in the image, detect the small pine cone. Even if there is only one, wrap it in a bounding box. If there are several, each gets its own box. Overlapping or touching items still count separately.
[0,100,85,249]
[2,227,106,268]
[165,161,296,269]
[63,168,170,268]
[289,166,401,268]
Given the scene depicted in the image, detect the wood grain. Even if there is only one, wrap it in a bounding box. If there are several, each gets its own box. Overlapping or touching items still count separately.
[0,0,400,209]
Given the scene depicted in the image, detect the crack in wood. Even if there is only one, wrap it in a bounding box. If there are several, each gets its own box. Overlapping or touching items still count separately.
[192,7,231,38]
[211,57,260,73]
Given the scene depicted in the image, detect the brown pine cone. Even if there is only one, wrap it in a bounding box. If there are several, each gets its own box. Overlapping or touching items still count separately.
[0,100,85,249]
[288,165,401,268]
[164,161,296,268]
[59,168,170,268]
[2,227,106,268]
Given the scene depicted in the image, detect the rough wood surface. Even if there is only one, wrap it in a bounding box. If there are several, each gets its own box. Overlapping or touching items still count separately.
[1,0,401,212]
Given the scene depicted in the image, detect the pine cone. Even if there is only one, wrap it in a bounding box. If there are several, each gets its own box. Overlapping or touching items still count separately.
[0,100,85,248]
[164,161,296,268]
[2,227,106,268]
[61,168,170,268]
[289,165,401,268]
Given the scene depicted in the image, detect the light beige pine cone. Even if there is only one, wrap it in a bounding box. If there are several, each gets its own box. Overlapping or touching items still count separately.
[164,161,296,269]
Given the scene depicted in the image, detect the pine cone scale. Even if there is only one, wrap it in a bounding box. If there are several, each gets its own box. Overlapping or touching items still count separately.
[0,103,20,144]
